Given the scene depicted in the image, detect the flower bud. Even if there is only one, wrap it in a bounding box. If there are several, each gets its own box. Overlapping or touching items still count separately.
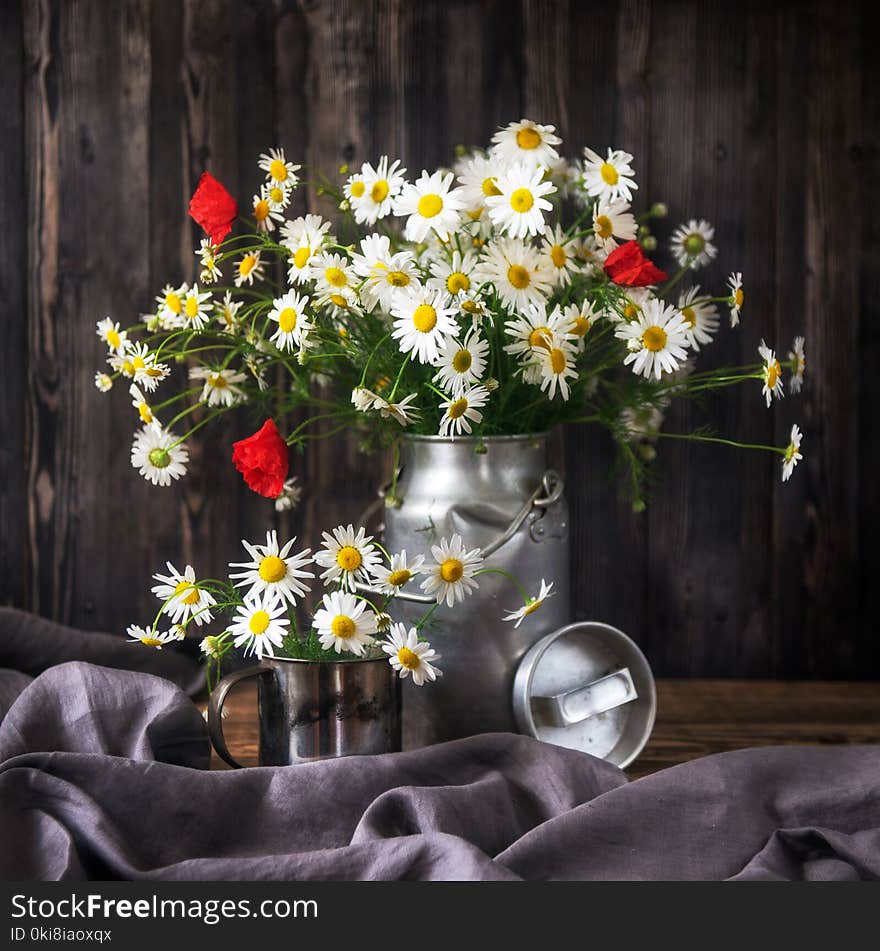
[650,202,668,218]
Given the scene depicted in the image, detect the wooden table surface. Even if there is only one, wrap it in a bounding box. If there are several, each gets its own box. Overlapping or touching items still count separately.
[207,680,880,779]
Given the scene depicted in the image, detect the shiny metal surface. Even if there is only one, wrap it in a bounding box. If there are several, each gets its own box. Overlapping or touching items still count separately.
[208,655,401,767]
[383,433,570,748]
[513,622,656,768]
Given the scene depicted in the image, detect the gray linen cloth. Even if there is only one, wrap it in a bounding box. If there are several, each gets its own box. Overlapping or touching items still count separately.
[1,607,878,881]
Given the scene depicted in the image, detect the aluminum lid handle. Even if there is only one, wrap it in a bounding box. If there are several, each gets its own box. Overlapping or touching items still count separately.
[530,667,638,727]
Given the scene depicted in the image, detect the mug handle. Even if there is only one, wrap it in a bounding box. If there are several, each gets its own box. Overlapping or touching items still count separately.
[207,664,268,769]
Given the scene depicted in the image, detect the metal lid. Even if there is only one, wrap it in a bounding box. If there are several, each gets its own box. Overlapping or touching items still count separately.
[512,622,656,768]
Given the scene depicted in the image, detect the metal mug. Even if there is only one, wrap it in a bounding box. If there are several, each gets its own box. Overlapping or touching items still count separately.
[208,655,402,767]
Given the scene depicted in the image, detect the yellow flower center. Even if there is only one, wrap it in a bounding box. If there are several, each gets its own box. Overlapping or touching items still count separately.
[141,637,165,648]
[510,188,534,213]
[209,374,227,388]
[132,356,146,371]
[278,307,298,332]
[185,296,199,318]
[396,646,420,670]
[549,348,567,374]
[417,193,443,218]
[594,214,614,239]
[254,199,270,221]
[516,127,542,150]
[413,304,437,332]
[550,244,567,268]
[293,246,311,269]
[349,180,365,198]
[325,266,348,288]
[330,294,349,308]
[270,159,288,181]
[387,270,410,287]
[165,292,182,314]
[336,546,362,571]
[240,255,257,276]
[259,555,287,583]
[734,287,744,308]
[174,580,200,605]
[571,316,591,337]
[507,264,531,289]
[249,610,270,636]
[528,326,553,351]
[371,179,389,203]
[600,162,619,185]
[452,349,472,373]
[269,186,284,204]
[387,569,412,587]
[448,398,468,420]
[106,328,121,348]
[623,302,639,320]
[681,306,696,328]
[440,557,464,582]
[331,615,355,639]
[461,300,480,314]
[138,402,152,423]
[338,326,349,338]
[122,360,135,376]
[446,272,470,294]
[643,325,668,352]
[481,177,501,197]
[767,361,781,389]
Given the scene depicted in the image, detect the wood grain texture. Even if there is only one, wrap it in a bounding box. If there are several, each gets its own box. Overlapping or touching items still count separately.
[3,0,875,676]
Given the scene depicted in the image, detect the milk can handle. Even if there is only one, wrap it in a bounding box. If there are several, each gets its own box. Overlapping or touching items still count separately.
[354,469,564,605]
[207,664,268,769]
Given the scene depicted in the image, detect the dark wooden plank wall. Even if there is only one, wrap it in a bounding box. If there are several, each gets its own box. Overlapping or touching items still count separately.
[1,0,875,678]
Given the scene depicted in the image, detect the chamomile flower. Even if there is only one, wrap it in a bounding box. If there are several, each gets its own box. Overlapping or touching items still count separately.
[199,635,226,660]
[433,331,489,394]
[788,336,806,393]
[782,424,803,482]
[180,284,212,329]
[420,533,484,607]
[216,291,243,333]
[265,179,293,213]
[129,384,153,424]
[503,302,570,361]
[234,251,264,287]
[229,530,314,606]
[457,291,489,326]
[351,387,382,412]
[615,299,691,380]
[349,156,407,225]
[592,198,638,250]
[274,476,302,513]
[758,340,784,407]
[94,372,113,392]
[671,219,717,270]
[344,171,367,206]
[455,152,504,215]
[118,343,171,391]
[315,523,383,591]
[490,119,561,170]
[130,423,188,486]
[353,237,421,309]
[373,393,421,426]
[312,590,378,656]
[677,285,720,351]
[268,290,314,352]
[563,300,600,351]
[575,234,608,273]
[258,148,300,186]
[151,562,216,627]
[475,238,554,313]
[230,591,289,661]
[156,283,187,327]
[727,272,744,326]
[382,624,442,686]
[188,366,247,407]
[581,147,638,203]
[534,337,578,401]
[310,251,355,298]
[438,384,490,438]
[196,239,222,283]
[391,287,459,364]
[485,163,556,239]
[427,249,479,298]
[252,187,285,232]
[393,169,465,242]
[126,625,172,649]
[369,550,426,595]
[540,224,582,287]
[502,579,555,628]
[281,213,332,253]
[96,317,127,354]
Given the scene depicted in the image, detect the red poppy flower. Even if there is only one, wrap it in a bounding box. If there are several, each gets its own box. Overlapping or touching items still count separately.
[603,240,667,287]
[188,172,238,246]
[232,419,289,498]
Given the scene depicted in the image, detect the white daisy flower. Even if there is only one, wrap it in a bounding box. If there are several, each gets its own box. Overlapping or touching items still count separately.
[457,291,489,326]
[540,224,582,287]
[199,635,226,659]
[677,285,720,351]
[268,290,314,352]
[455,152,505,215]
[420,533,484,607]
[352,236,421,309]
[309,251,355,297]
[196,239,222,283]
[234,251,264,288]
[129,383,153,424]
[782,424,803,482]
[178,284,212,329]
[126,625,173,649]
[534,337,578,401]
[344,170,367,207]
[349,156,407,225]
[788,336,806,393]
[95,317,128,354]
[563,300,600,351]
[615,298,691,380]
[490,119,561,171]
[216,291,243,333]
[758,340,784,407]
[393,169,465,242]
[438,384,490,438]
[230,591,289,661]
[373,393,421,426]
[155,283,187,327]
[258,148,300,186]
[485,163,556,239]
[229,529,314,606]
[427,249,479,298]
[391,286,460,364]
[188,366,247,407]
[281,213,332,254]
[315,523,383,591]
[119,343,171,391]
[312,590,378,656]
[503,302,570,361]
[727,271,744,326]
[502,579,555,628]
[94,372,113,392]
[264,178,293,213]
[575,234,609,273]
[130,422,188,486]
[475,238,554,314]
[275,476,303,513]
[433,330,489,394]
[369,550,426,596]
[581,147,638,203]
[252,187,285,233]
[671,219,717,270]
[382,623,442,686]
[151,562,216,627]
[592,198,638,250]
[351,386,382,412]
